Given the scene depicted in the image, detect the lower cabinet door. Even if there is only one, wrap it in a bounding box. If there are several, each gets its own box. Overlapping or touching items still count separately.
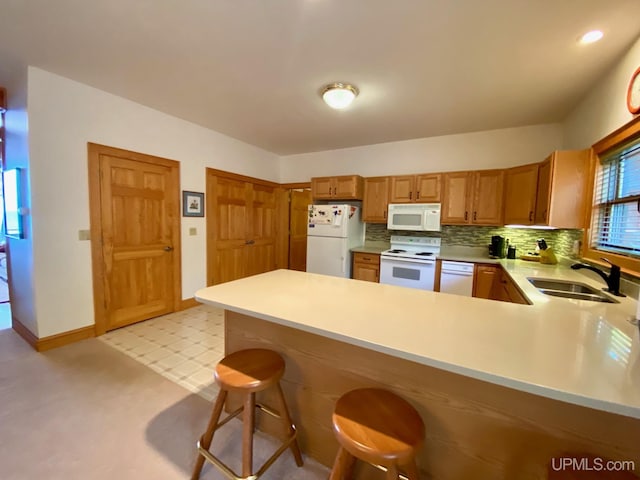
[472,265,499,298]
[353,262,380,282]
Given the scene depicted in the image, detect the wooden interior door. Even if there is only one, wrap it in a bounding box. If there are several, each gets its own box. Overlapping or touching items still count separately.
[208,174,249,285]
[89,144,181,334]
[289,189,312,271]
[246,184,278,277]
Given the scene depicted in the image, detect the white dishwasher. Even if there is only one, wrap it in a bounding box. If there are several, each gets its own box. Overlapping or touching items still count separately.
[439,261,475,296]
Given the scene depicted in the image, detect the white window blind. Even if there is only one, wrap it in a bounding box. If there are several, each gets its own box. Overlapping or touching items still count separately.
[590,140,640,258]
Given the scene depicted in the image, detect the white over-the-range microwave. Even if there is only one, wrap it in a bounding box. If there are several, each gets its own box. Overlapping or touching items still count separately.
[387,203,441,231]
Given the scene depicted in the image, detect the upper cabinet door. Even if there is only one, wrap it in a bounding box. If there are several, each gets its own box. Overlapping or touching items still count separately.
[311,175,363,200]
[311,177,334,199]
[534,157,552,225]
[363,176,390,223]
[503,164,539,225]
[389,175,416,203]
[441,172,472,224]
[472,170,504,225]
[334,175,364,199]
[534,149,590,228]
[415,174,441,202]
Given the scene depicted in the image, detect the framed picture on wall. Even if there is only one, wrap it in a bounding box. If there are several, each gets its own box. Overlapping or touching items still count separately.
[182,191,204,217]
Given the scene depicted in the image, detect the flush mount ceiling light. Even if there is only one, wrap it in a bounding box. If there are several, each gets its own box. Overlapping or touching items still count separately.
[321,83,359,109]
[579,30,603,44]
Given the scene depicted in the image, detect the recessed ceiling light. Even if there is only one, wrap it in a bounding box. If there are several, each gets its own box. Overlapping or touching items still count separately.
[321,83,359,109]
[579,30,603,44]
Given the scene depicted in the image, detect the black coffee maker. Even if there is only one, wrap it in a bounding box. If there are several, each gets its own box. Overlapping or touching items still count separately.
[488,235,506,258]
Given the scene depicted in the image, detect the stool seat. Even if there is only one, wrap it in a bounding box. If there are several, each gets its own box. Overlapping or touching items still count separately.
[330,388,425,480]
[215,348,285,392]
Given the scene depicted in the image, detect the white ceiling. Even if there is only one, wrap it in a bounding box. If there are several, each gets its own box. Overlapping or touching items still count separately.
[0,0,639,155]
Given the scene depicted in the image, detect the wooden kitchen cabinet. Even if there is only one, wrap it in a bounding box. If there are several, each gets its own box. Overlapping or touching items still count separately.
[389,173,441,203]
[473,264,500,299]
[352,252,380,283]
[491,269,529,304]
[533,149,591,228]
[363,176,390,223]
[441,170,504,225]
[503,163,539,225]
[311,175,364,200]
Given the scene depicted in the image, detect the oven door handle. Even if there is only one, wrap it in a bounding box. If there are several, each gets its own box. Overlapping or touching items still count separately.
[380,256,436,265]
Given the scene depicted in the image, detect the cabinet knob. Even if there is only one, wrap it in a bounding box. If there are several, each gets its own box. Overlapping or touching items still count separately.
[164,246,174,252]
[464,211,468,221]
[416,191,420,199]
[473,211,477,221]
[529,211,533,222]
[409,191,412,200]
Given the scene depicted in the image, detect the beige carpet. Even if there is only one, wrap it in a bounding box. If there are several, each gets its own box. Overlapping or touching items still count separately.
[0,329,329,479]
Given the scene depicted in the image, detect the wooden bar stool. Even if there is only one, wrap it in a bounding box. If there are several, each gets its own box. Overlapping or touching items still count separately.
[191,348,304,480]
[329,388,425,480]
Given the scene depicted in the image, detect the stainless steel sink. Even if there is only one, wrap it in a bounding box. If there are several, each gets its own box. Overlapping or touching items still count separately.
[527,278,619,303]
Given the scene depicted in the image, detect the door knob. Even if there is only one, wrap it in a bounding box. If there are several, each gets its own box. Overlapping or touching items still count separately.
[164,246,174,252]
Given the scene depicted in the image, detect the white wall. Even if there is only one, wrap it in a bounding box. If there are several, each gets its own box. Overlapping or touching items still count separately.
[277,124,564,183]
[2,66,38,335]
[563,36,640,148]
[27,67,279,337]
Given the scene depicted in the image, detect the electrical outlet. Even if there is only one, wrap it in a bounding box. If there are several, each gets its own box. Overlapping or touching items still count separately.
[78,229,91,241]
[189,227,197,236]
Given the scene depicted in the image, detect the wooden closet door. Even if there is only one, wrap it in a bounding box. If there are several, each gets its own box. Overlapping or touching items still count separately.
[208,175,249,285]
[246,184,278,277]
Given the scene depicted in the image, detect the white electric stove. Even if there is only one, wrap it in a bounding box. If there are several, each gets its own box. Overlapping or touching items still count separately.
[380,236,441,290]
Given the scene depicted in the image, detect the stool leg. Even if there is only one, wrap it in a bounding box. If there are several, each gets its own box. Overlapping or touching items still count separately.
[242,392,255,478]
[402,460,420,480]
[275,383,304,466]
[385,464,399,480]
[329,446,356,480]
[192,389,228,480]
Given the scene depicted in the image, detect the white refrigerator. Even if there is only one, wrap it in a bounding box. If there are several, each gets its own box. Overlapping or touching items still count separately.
[306,204,365,278]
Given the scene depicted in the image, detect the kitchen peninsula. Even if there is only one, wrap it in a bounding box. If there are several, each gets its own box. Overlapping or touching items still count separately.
[195,269,640,479]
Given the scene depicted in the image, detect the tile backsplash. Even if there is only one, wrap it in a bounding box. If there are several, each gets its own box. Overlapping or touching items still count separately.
[365,224,584,258]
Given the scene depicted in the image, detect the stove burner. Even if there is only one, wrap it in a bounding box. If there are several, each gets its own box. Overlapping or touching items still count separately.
[415,252,434,256]
[387,249,407,253]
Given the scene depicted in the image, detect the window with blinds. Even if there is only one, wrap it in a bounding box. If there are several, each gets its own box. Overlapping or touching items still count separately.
[590,139,640,258]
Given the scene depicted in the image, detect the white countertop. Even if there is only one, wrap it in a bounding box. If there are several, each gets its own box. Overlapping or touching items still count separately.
[195,266,640,419]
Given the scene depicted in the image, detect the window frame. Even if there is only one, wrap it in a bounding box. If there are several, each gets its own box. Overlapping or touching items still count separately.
[583,115,640,274]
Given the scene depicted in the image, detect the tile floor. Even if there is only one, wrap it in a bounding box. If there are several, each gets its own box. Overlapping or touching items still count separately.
[98,305,224,402]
